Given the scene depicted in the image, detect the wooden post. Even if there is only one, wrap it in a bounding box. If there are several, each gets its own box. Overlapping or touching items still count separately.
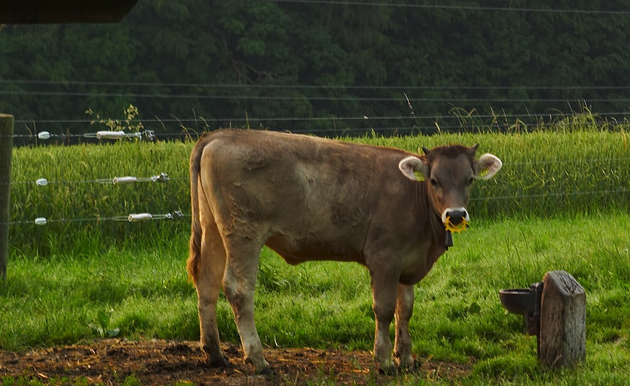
[0,114,14,280]
[539,270,586,368]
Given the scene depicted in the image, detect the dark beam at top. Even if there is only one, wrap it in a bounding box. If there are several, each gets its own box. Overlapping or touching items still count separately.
[0,0,138,24]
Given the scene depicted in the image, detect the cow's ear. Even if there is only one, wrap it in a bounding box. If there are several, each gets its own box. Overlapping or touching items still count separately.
[399,156,429,181]
[474,153,502,180]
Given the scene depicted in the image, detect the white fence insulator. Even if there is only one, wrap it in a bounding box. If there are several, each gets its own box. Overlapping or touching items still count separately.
[96,131,128,139]
[151,172,170,183]
[92,131,150,140]
[128,213,153,222]
[34,217,47,226]
[143,130,156,141]
[94,173,169,185]
[124,211,184,222]
[37,131,51,140]
[36,178,48,186]
[161,211,184,220]
[112,176,138,185]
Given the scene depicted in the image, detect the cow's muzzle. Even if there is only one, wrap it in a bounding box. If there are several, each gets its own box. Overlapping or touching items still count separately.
[442,207,470,233]
[442,207,469,225]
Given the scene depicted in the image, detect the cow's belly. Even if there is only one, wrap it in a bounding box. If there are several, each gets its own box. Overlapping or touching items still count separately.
[265,233,363,265]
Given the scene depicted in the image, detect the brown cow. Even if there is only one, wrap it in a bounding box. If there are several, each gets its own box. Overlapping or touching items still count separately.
[187,129,502,374]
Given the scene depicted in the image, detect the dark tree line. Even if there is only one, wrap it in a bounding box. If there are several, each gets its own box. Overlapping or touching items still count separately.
[1,0,630,136]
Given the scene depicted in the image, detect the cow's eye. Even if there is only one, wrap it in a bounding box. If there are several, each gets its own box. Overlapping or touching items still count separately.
[430,178,438,187]
[468,177,474,185]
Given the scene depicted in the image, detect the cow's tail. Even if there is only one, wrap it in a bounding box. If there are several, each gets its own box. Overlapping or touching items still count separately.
[187,133,213,283]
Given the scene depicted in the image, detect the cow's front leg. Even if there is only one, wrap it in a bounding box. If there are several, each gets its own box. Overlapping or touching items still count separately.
[370,270,398,373]
[394,283,415,370]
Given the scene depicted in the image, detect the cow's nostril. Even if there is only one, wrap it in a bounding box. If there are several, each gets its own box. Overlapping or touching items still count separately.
[446,209,468,224]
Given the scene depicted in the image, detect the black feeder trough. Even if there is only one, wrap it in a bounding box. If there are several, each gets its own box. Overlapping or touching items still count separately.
[499,282,543,338]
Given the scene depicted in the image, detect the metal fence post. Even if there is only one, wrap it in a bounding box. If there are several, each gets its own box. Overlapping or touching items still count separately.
[0,114,14,280]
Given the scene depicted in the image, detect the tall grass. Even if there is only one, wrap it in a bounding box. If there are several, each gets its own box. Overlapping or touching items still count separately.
[9,141,191,255]
[8,123,630,255]
[350,127,630,219]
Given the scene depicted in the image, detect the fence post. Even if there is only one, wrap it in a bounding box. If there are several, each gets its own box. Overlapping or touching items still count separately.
[0,114,14,280]
[539,270,586,368]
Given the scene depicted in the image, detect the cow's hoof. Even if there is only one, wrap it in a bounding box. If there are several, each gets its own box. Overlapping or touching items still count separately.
[379,367,398,376]
[378,361,398,376]
[395,355,417,373]
[256,366,274,376]
[245,357,273,375]
[399,360,419,373]
[208,355,230,368]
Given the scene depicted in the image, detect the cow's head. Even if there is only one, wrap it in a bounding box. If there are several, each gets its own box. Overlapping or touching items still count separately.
[398,144,502,229]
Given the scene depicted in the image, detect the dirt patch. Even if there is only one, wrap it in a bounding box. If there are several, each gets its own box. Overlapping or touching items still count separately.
[0,339,470,385]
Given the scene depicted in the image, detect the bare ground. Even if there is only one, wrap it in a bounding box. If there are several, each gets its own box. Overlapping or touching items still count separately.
[0,339,470,385]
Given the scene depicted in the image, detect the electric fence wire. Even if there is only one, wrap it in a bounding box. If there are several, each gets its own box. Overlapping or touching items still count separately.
[4,82,629,140]
[4,153,629,186]
[5,111,630,141]
[0,172,187,187]
[4,124,627,141]
[261,0,630,16]
[5,185,630,226]
[11,110,630,125]
[470,188,630,202]
[2,155,629,187]
[5,79,630,90]
[3,210,188,227]
[3,89,630,104]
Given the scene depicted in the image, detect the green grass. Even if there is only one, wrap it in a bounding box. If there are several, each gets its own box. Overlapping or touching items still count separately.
[2,214,629,385]
[0,232,197,349]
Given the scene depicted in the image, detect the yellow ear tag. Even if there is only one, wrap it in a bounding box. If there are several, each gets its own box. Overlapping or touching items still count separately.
[444,216,469,233]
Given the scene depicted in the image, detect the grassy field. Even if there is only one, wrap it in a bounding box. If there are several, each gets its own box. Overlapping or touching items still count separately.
[2,125,630,384]
[1,215,629,385]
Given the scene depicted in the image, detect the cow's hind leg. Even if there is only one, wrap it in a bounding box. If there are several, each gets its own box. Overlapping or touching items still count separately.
[394,284,415,370]
[222,237,271,374]
[194,220,229,367]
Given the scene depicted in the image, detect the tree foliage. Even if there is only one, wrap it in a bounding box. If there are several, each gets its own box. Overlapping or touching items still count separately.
[1,0,629,135]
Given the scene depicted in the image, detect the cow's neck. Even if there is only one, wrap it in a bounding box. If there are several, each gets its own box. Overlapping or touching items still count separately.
[418,183,448,258]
